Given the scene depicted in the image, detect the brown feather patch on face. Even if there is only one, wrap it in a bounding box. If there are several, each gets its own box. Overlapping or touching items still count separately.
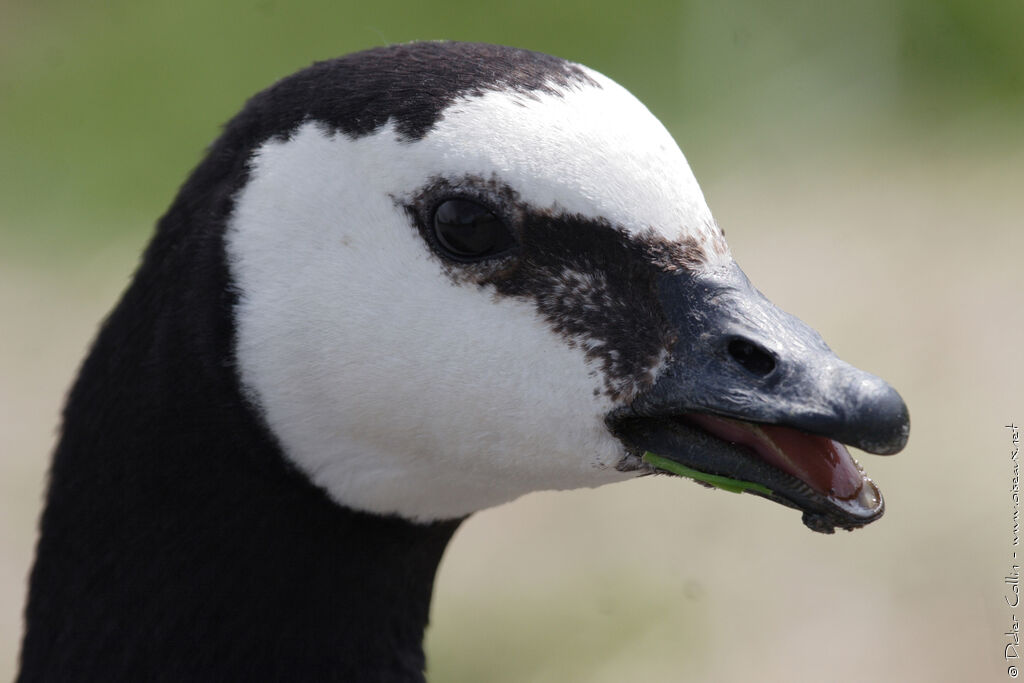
[400,175,721,402]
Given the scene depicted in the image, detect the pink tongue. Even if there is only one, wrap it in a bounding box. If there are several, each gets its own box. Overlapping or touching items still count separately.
[686,414,864,500]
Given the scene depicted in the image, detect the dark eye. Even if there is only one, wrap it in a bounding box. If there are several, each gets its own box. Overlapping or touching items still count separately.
[432,199,515,260]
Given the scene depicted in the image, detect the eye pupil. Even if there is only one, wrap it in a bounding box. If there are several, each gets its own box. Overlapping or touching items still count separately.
[433,199,514,259]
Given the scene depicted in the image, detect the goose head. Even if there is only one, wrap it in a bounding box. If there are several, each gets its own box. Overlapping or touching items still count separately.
[224,42,909,532]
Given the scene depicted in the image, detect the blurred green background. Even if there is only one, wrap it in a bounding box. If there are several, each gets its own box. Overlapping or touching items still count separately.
[2,1,1021,680]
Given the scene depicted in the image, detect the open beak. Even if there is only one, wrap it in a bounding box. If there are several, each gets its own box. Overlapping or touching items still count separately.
[609,261,909,533]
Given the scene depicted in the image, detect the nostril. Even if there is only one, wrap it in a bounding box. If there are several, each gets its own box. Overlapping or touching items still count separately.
[727,338,777,377]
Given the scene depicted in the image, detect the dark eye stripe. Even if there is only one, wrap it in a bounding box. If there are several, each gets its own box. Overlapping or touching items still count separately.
[433,199,516,260]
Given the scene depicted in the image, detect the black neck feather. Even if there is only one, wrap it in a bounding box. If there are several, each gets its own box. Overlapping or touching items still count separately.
[19,111,461,681]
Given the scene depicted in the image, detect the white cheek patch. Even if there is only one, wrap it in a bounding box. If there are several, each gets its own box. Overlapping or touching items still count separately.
[227,127,634,521]
[226,76,723,521]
